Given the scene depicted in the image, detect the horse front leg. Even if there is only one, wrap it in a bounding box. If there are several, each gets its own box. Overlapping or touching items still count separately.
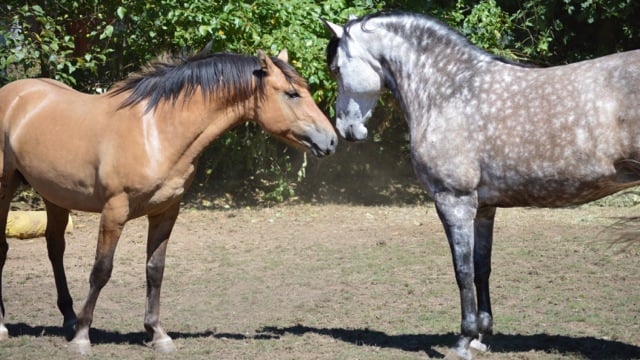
[144,202,180,353]
[44,200,77,335]
[68,196,129,355]
[435,191,478,360]
[470,206,496,353]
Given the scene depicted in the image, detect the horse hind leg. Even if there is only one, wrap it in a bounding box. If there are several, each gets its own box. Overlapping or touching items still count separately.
[0,172,20,340]
[470,206,496,354]
[44,200,77,336]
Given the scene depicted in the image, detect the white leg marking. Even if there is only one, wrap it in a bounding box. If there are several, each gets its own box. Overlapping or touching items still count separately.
[0,324,8,340]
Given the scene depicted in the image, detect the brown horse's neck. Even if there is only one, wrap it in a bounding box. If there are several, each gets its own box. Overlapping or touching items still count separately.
[140,90,251,173]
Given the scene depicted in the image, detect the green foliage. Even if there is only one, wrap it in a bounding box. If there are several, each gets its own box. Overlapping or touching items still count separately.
[544,0,640,62]
[446,0,519,59]
[1,0,639,204]
[442,0,640,64]
[0,2,115,89]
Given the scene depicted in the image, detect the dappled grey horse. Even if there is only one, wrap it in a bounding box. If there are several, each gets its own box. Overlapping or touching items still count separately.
[324,11,640,359]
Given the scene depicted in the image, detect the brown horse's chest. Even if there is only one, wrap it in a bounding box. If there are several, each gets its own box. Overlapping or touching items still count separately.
[144,164,196,208]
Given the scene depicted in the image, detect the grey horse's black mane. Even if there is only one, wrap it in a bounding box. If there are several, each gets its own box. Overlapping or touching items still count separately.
[111,51,306,113]
[327,11,526,69]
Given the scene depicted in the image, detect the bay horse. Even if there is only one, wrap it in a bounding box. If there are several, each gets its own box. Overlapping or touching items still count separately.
[0,49,337,354]
[324,11,639,359]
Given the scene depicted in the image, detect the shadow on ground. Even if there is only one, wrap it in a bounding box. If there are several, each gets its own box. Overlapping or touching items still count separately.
[8,322,640,359]
[259,324,640,359]
[6,322,276,346]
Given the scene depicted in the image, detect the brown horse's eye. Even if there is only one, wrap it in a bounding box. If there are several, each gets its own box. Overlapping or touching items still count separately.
[285,90,301,99]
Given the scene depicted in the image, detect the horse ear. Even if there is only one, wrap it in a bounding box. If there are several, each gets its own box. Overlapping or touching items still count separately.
[202,40,214,54]
[257,50,274,74]
[321,19,344,39]
[348,14,358,21]
[277,48,289,63]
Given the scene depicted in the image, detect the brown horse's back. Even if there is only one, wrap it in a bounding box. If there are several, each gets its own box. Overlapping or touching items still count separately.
[0,79,118,211]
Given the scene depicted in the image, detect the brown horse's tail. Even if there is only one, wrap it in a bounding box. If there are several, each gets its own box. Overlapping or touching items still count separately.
[0,84,7,179]
[0,81,18,191]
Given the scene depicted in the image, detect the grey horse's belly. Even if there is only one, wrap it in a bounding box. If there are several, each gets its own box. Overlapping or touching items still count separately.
[477,165,640,208]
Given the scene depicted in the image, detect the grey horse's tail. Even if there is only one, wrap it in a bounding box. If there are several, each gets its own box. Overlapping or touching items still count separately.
[608,214,640,248]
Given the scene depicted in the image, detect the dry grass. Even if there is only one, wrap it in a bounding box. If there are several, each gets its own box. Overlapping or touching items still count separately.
[0,204,638,359]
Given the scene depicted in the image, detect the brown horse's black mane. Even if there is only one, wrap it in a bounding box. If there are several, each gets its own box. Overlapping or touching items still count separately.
[111,51,306,113]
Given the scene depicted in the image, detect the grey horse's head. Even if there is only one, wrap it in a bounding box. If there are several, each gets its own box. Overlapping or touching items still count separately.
[324,17,386,141]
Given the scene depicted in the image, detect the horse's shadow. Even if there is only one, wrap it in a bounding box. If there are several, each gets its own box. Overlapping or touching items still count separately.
[8,322,640,359]
[5,322,277,346]
[258,324,640,359]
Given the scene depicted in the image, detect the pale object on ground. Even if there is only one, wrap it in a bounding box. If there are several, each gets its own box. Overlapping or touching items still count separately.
[6,211,73,239]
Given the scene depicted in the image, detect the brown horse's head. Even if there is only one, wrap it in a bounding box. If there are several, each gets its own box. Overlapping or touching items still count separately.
[254,50,337,157]
[110,49,337,157]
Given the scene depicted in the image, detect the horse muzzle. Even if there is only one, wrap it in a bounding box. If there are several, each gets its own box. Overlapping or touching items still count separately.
[337,121,368,142]
[295,128,338,157]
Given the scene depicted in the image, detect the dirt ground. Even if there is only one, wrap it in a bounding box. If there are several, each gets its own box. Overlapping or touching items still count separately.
[0,204,639,359]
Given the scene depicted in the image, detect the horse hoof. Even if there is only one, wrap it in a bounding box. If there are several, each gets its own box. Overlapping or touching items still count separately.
[470,338,488,352]
[63,317,77,329]
[444,347,472,360]
[0,325,8,340]
[152,337,177,353]
[67,339,92,355]
[63,319,77,337]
